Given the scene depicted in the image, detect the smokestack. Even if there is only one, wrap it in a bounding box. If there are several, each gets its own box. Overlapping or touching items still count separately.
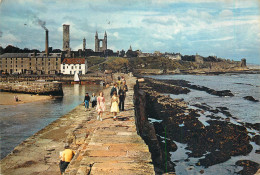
[45,30,49,56]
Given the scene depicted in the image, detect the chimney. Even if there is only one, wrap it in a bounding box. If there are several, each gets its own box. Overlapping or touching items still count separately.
[45,30,49,56]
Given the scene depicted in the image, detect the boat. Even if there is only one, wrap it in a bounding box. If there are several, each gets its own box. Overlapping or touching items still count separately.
[71,72,80,84]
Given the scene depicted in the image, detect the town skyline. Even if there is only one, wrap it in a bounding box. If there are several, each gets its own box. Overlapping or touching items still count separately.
[0,0,259,64]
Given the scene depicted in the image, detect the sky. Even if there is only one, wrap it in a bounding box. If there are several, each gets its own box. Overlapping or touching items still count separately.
[0,0,259,64]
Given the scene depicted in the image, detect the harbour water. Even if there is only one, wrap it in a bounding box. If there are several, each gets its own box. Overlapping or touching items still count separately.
[0,84,102,159]
[149,73,260,124]
[148,73,260,174]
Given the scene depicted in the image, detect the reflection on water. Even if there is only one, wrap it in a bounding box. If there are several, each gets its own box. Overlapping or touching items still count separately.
[0,84,103,159]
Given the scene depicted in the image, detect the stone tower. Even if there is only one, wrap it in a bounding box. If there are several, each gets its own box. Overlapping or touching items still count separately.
[83,37,86,51]
[103,31,107,51]
[95,31,107,52]
[63,24,70,51]
[240,58,247,67]
[95,31,99,52]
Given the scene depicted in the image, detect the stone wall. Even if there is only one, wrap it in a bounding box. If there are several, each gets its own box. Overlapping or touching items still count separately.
[133,82,167,174]
[0,81,63,96]
[0,75,103,83]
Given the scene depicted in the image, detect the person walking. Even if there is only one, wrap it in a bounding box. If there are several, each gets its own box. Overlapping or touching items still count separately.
[83,93,90,111]
[119,81,128,111]
[110,83,118,97]
[59,143,75,175]
[121,76,126,84]
[90,93,97,108]
[110,91,119,119]
[118,88,125,111]
[117,76,122,89]
[96,91,105,121]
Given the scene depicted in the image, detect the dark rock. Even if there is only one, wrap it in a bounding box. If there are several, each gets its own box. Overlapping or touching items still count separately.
[217,107,229,111]
[255,150,260,154]
[134,78,254,172]
[210,90,234,97]
[244,123,260,132]
[235,160,259,175]
[252,135,260,145]
[243,96,259,102]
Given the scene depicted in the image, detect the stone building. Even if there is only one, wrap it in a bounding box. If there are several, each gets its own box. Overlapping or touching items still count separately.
[166,53,182,60]
[95,31,107,52]
[0,53,62,75]
[195,54,204,64]
[61,58,87,75]
[63,24,70,52]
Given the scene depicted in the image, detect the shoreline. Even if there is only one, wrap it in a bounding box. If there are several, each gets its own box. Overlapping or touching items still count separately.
[0,74,154,175]
[0,92,53,105]
[134,77,260,174]
[133,68,260,76]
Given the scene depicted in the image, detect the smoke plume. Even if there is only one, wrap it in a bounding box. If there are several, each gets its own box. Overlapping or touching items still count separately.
[33,16,48,31]
[0,30,2,38]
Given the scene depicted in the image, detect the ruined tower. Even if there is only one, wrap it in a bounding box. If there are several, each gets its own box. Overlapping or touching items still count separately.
[95,31,107,52]
[95,31,99,52]
[63,24,70,51]
[103,31,107,51]
[240,58,247,67]
[83,38,86,51]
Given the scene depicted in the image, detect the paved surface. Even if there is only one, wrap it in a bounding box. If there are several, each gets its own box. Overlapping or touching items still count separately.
[65,74,154,174]
[0,74,154,175]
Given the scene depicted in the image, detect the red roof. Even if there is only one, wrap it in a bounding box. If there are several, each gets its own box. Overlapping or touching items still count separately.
[62,58,85,64]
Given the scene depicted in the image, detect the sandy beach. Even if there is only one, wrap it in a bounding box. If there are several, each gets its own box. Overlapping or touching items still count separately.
[0,92,52,105]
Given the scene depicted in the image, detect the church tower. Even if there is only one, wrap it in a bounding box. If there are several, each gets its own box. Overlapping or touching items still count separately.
[103,31,107,51]
[95,31,99,52]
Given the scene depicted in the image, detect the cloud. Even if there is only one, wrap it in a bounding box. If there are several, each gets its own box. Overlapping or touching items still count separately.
[0,0,259,64]
[219,9,233,18]
[191,36,234,42]
[1,32,21,43]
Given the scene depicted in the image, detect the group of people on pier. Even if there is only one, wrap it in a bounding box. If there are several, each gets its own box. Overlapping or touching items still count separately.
[60,75,128,174]
[83,75,128,121]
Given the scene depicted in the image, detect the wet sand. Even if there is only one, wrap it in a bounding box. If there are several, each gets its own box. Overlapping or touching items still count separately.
[0,92,52,105]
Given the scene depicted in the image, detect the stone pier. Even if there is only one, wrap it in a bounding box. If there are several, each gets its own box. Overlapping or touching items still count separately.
[0,74,154,175]
[0,81,63,96]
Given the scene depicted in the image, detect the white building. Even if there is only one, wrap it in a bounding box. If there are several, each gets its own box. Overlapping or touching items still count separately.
[61,58,87,75]
[166,54,182,61]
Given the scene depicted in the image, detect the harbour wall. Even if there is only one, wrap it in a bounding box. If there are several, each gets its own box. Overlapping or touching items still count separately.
[0,81,63,96]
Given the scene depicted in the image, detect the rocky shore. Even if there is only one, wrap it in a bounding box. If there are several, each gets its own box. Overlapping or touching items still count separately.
[134,78,259,174]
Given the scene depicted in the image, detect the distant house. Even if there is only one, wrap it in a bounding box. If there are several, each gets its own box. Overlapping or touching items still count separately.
[0,52,62,75]
[166,53,182,60]
[61,58,87,75]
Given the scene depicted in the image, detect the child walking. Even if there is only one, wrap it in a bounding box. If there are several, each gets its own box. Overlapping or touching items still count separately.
[110,91,119,119]
[96,92,105,121]
[90,93,97,108]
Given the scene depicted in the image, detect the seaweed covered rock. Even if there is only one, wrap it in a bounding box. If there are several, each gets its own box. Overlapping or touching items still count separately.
[236,160,259,175]
[243,96,259,102]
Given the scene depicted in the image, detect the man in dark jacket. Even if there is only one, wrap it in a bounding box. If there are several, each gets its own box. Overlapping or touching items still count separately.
[110,83,118,97]
[119,81,128,111]
[84,93,90,111]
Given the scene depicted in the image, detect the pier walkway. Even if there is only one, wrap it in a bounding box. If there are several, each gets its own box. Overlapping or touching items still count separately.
[0,74,154,175]
[64,74,154,174]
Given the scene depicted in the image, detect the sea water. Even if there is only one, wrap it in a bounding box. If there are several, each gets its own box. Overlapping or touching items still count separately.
[0,84,102,159]
[148,73,260,174]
